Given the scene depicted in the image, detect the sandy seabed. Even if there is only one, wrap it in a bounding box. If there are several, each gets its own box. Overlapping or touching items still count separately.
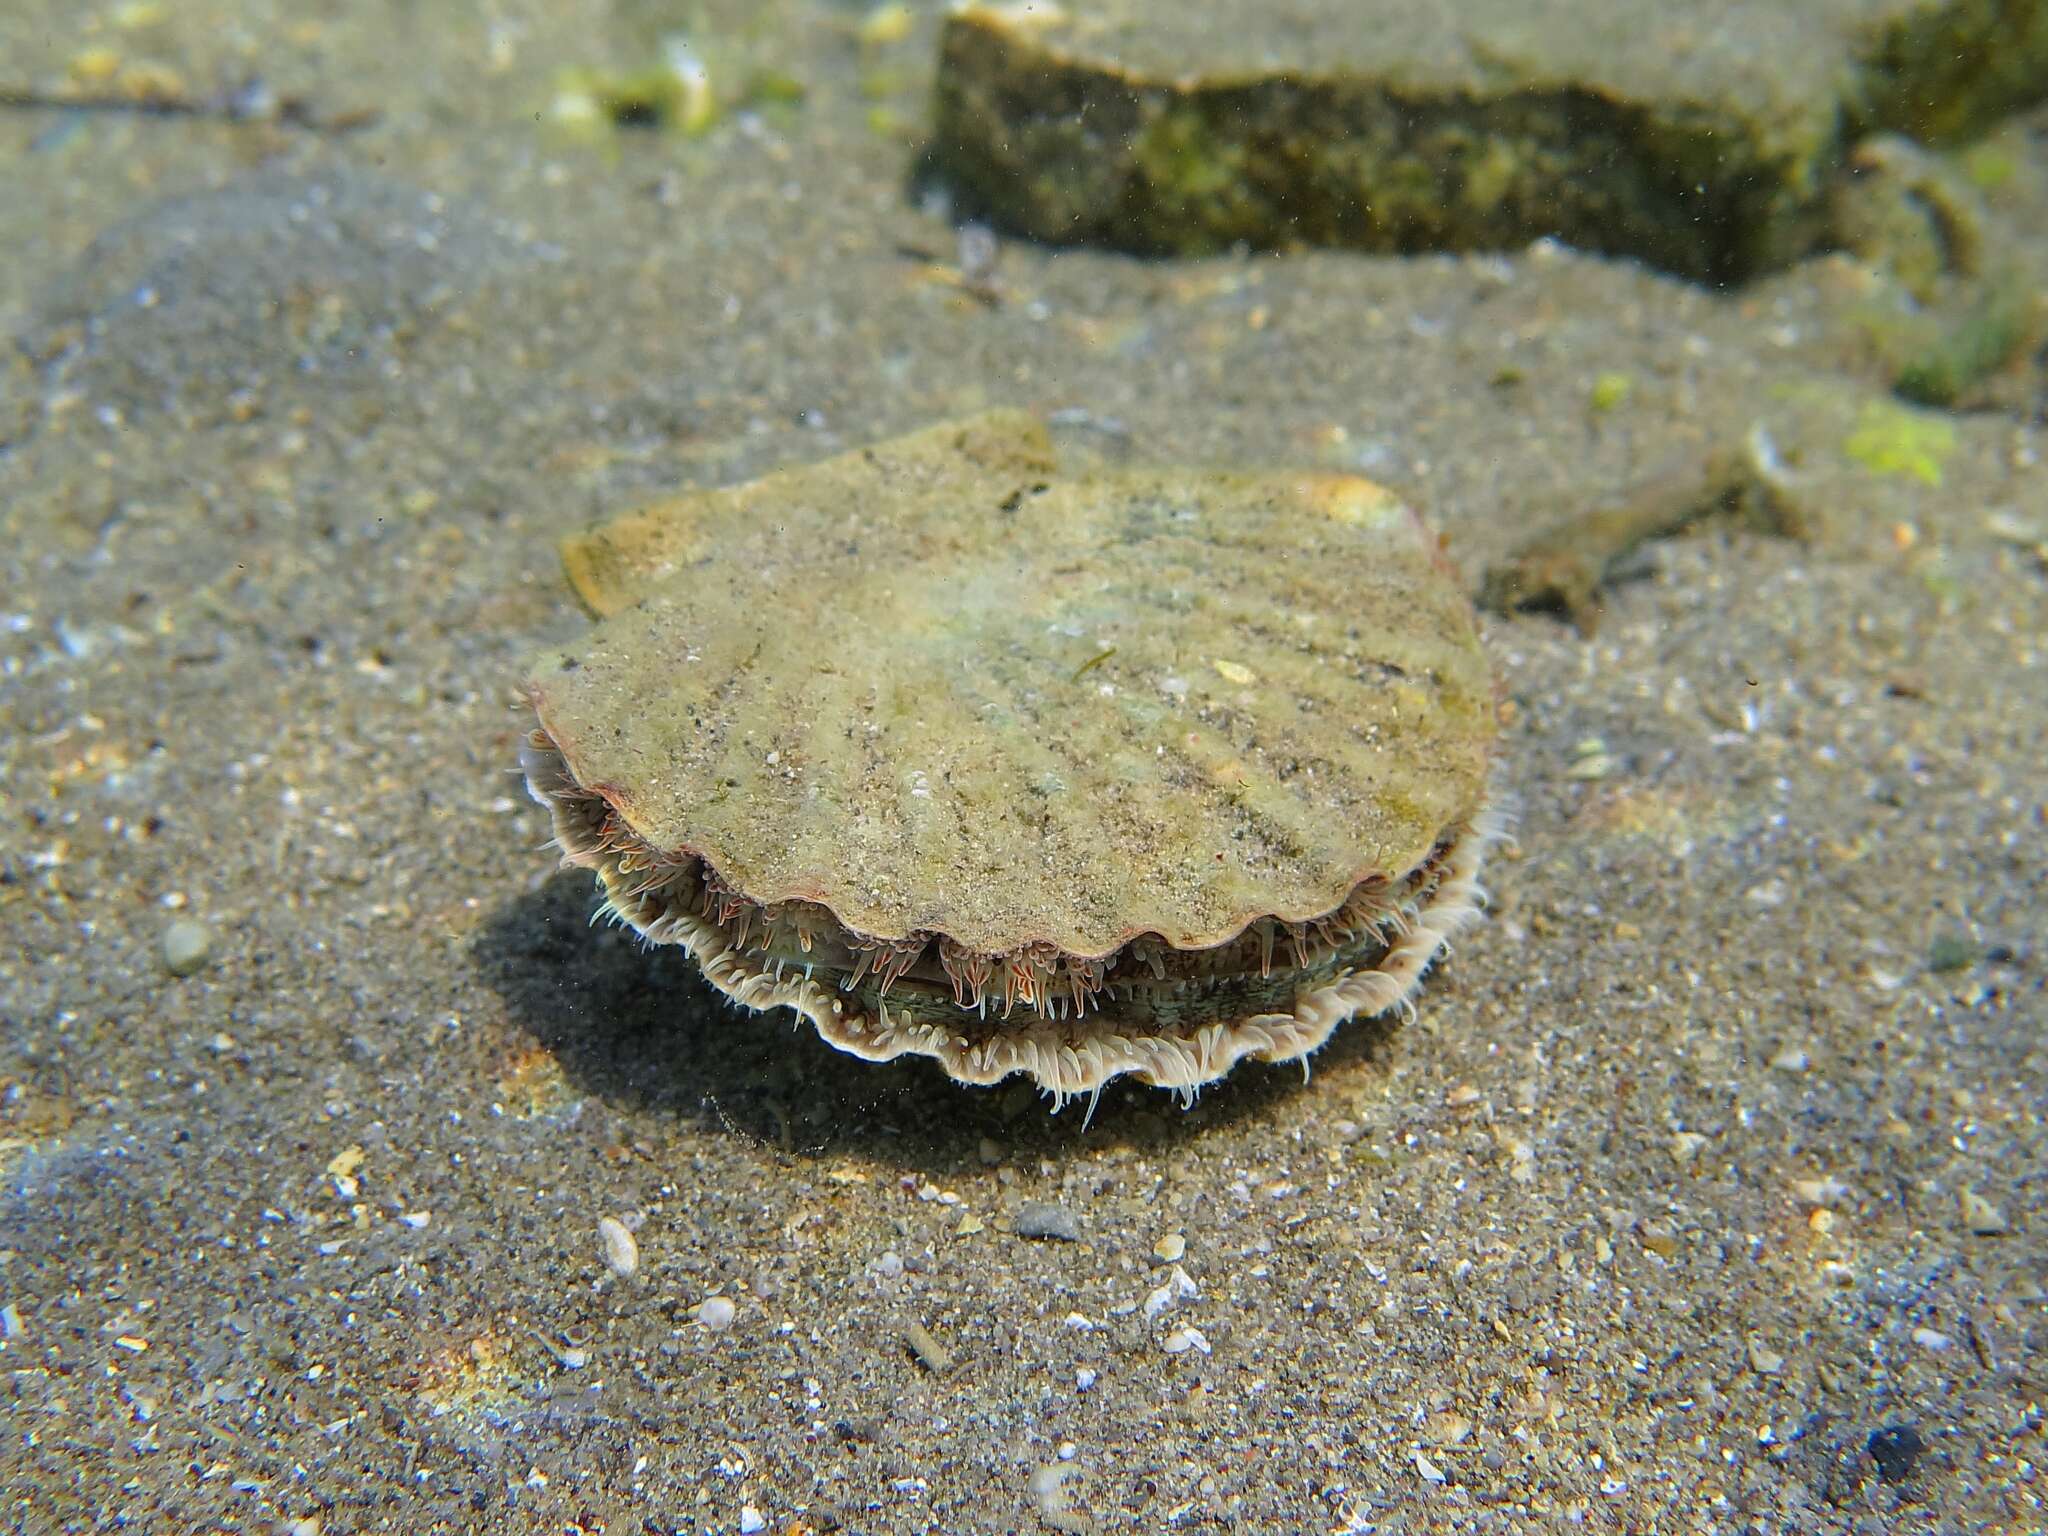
[1,2,2043,1531]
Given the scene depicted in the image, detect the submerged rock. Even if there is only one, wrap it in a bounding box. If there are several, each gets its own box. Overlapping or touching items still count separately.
[930,0,2048,283]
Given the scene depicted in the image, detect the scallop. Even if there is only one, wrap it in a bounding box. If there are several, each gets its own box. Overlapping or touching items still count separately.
[521,411,1501,1102]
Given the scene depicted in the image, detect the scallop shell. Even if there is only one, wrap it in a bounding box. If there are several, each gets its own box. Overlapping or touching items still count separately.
[522,412,1501,1102]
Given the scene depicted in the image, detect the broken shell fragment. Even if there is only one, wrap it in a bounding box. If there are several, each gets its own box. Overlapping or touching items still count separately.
[521,411,1501,1101]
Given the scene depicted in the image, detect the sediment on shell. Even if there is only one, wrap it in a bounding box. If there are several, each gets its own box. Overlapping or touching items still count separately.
[521,724,1502,1099]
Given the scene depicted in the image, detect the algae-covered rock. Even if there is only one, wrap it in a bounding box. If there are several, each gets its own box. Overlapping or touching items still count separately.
[1827,135,2047,408]
[931,0,2048,283]
[1856,0,2048,144]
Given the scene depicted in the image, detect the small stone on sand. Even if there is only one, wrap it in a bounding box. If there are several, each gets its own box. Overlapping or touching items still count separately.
[901,1319,953,1372]
[1014,1201,1082,1241]
[1959,1189,2008,1234]
[597,1216,639,1278]
[162,919,212,977]
[1868,1424,1924,1483]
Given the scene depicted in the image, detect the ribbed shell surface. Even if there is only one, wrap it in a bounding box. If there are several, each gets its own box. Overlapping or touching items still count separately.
[526,415,1494,959]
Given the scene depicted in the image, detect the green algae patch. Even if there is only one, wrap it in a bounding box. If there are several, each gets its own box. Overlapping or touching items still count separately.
[548,34,722,138]
[1961,142,2019,190]
[1844,401,1955,486]
[931,0,2048,283]
[1589,373,1633,413]
[546,21,814,144]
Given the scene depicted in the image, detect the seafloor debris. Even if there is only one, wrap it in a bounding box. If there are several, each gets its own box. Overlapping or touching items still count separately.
[1828,134,2047,408]
[0,74,373,133]
[522,411,1501,1101]
[1481,433,1808,633]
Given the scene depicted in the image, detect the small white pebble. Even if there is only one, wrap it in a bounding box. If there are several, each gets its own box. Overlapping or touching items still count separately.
[738,1507,765,1534]
[1143,1265,1199,1320]
[1152,1233,1186,1264]
[1026,1463,1079,1513]
[597,1216,639,1278]
[697,1295,737,1331]
[398,1211,431,1229]
[1564,741,1617,780]
[1791,1176,1850,1206]
[1162,1326,1210,1356]
[1913,1326,1953,1352]
[161,919,213,977]
[1959,1189,2008,1235]
[1075,1368,1097,1391]
[0,1304,22,1339]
